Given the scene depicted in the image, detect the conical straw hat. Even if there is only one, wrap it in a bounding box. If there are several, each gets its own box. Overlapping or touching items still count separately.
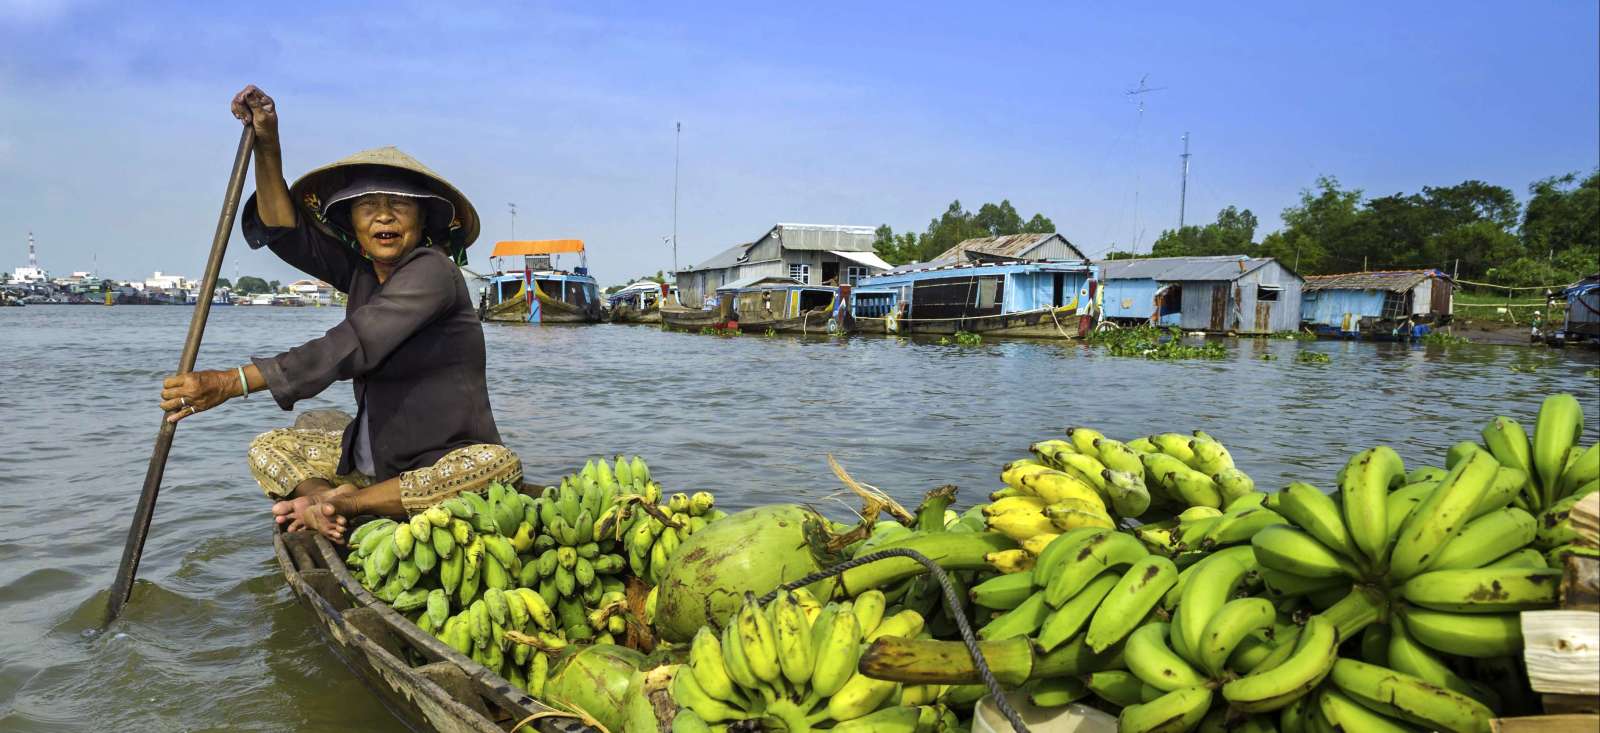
[289,146,480,249]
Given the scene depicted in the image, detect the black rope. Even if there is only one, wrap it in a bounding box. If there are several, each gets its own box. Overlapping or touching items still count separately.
[757,549,1031,733]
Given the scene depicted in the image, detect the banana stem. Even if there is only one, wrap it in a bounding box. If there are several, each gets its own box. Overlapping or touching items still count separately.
[762,699,812,733]
[836,533,1017,596]
[1320,585,1386,640]
[915,485,958,533]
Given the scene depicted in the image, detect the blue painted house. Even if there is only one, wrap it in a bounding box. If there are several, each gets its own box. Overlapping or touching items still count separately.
[851,260,1099,338]
[1300,269,1453,339]
[1097,256,1304,334]
[1557,274,1600,344]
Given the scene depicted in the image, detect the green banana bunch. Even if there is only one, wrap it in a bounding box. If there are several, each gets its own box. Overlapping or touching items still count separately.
[668,589,929,731]
[618,486,726,585]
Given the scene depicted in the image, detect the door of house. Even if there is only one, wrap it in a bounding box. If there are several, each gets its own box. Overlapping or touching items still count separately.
[821,261,840,285]
[1052,273,1065,307]
[1210,284,1229,331]
[1255,301,1271,332]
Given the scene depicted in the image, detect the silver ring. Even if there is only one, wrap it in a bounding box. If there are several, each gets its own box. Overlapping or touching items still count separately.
[187,405,198,415]
[180,397,189,407]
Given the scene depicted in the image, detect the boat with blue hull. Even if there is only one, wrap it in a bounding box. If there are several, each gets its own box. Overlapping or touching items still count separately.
[479,240,602,324]
[850,260,1100,338]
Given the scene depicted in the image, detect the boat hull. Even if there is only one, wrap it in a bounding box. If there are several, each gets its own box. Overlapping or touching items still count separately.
[608,304,661,324]
[273,528,587,733]
[660,305,724,330]
[856,309,1083,339]
[732,312,844,334]
[480,283,602,324]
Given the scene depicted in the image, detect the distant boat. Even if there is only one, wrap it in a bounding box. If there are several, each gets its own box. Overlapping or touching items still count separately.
[478,240,601,324]
[851,260,1100,338]
[718,276,847,334]
[607,281,671,324]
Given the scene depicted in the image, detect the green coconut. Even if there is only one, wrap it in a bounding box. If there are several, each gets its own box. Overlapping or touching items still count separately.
[544,644,646,732]
[654,504,838,642]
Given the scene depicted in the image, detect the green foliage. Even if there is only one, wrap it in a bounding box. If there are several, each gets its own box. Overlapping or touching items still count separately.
[698,326,741,337]
[1295,351,1331,363]
[1420,330,1469,346]
[1087,325,1226,360]
[215,277,231,289]
[234,276,271,294]
[873,199,1057,265]
[1150,206,1259,258]
[954,331,982,346]
[268,279,282,293]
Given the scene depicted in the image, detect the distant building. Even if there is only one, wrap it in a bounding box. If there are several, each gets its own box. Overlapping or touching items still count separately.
[931,233,1088,265]
[287,278,336,306]
[1301,270,1454,337]
[675,223,891,307]
[1098,255,1305,334]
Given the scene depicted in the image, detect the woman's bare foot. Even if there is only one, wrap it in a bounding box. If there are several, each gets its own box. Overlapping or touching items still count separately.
[300,484,359,543]
[271,479,337,530]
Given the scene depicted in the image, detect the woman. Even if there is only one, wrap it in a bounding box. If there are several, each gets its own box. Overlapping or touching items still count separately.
[158,85,519,542]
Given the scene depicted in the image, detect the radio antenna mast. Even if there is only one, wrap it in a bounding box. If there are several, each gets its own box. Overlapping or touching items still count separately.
[1124,76,1165,254]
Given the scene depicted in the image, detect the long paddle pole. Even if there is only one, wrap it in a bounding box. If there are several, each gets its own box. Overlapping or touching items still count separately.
[106,125,255,623]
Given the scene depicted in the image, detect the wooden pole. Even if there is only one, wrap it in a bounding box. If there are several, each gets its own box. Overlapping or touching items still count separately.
[106,125,254,623]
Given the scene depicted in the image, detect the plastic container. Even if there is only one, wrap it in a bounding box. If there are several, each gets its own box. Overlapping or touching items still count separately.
[972,693,1119,733]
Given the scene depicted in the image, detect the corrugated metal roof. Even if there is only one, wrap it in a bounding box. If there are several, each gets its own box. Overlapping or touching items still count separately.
[678,242,755,273]
[716,275,801,291]
[1097,255,1282,282]
[1303,269,1446,293]
[934,233,1086,262]
[774,223,878,252]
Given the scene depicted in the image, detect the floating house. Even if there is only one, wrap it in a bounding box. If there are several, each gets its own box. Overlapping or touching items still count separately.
[1556,274,1600,344]
[717,275,846,334]
[673,223,892,308]
[607,281,672,324]
[480,240,601,324]
[1097,255,1304,334]
[931,233,1088,264]
[1300,269,1453,339]
[851,260,1099,338]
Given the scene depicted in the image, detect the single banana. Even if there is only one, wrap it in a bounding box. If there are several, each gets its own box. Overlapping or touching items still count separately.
[810,605,861,697]
[672,663,749,722]
[1429,507,1538,571]
[719,618,762,692]
[1203,506,1289,548]
[985,511,1056,542]
[1033,527,1112,584]
[1401,567,1561,613]
[1174,545,1259,654]
[1275,482,1359,561]
[1066,426,1105,454]
[866,610,925,643]
[1220,615,1338,713]
[825,671,899,723]
[1169,468,1223,509]
[984,495,1050,516]
[1484,548,1548,569]
[1251,525,1359,579]
[1317,688,1412,733]
[736,593,781,683]
[1085,555,1179,652]
[1396,606,1522,658]
[1340,446,1405,567]
[1124,622,1208,692]
[1193,597,1277,677]
[1044,504,1117,532]
[1044,531,1148,606]
[1387,616,1501,712]
[984,548,1036,574]
[1036,571,1121,651]
[1119,685,1213,733]
[1481,416,1534,479]
[852,589,887,636]
[1188,437,1235,475]
[970,571,1037,610]
[1389,450,1498,582]
[688,627,740,702]
[1023,471,1108,510]
[1328,658,1494,733]
[1213,467,1257,508]
[1085,669,1146,707]
[1557,442,1599,495]
[1532,393,1583,503]
[772,591,815,687]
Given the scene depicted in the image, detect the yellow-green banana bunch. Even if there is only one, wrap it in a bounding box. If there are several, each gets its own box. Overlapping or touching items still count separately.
[619,489,727,585]
[524,457,640,642]
[1474,395,1596,563]
[986,457,1117,557]
[1272,658,1497,733]
[1136,430,1260,512]
[429,584,566,695]
[346,482,532,617]
[1025,428,1153,518]
[669,589,937,733]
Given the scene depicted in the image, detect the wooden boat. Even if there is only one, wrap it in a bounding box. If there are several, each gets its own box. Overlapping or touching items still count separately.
[659,297,726,331]
[274,526,590,733]
[851,260,1099,339]
[607,282,670,324]
[721,278,848,334]
[480,240,602,324]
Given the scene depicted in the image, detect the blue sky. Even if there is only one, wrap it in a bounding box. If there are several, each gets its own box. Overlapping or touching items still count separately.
[2,1,1596,285]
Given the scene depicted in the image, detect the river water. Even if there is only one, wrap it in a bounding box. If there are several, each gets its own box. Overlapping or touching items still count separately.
[0,305,1595,731]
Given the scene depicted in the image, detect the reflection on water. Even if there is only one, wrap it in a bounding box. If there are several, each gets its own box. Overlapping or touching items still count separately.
[0,306,1594,731]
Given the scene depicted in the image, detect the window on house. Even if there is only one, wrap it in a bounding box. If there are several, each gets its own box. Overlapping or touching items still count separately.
[845,266,869,285]
[789,264,810,283]
[975,277,1000,308]
[1257,285,1281,302]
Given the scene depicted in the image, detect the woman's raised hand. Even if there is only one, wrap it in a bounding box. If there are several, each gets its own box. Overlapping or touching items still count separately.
[159,369,242,423]
[230,85,279,146]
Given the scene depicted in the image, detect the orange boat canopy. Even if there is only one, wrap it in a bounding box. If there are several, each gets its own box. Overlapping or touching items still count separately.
[492,239,585,257]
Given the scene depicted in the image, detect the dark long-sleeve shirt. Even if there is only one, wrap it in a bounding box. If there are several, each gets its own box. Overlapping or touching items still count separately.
[242,198,502,480]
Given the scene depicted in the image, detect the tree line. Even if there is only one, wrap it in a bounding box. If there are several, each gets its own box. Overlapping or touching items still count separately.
[1130,171,1598,286]
[875,170,1597,287]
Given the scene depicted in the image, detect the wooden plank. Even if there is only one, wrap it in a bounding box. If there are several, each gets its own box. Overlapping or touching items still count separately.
[1542,694,1600,714]
[1572,493,1598,544]
[1492,714,1600,733]
[1563,556,1600,612]
[1521,609,1600,695]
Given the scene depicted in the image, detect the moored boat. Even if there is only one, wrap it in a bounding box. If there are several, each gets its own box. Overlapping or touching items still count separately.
[719,276,849,334]
[274,527,587,733]
[479,240,602,324]
[850,260,1100,338]
[606,281,671,324]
